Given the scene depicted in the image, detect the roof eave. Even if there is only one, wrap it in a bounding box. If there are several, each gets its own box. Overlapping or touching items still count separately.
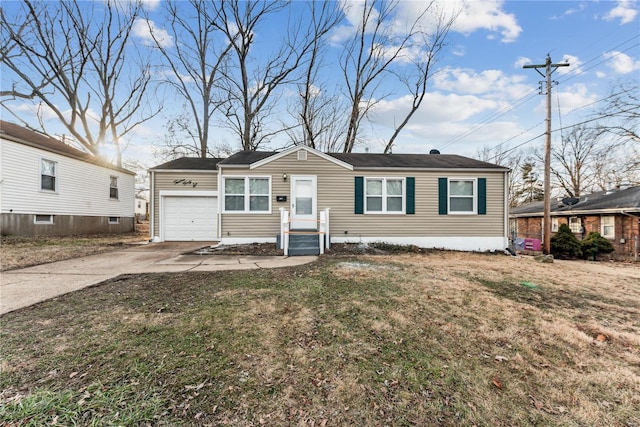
[2,134,135,175]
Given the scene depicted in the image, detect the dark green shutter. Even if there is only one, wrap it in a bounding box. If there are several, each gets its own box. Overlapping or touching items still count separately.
[478,178,486,215]
[438,177,447,215]
[406,177,415,214]
[355,176,364,214]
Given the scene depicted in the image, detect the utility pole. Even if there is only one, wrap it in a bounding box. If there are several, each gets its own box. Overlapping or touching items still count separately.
[523,55,569,254]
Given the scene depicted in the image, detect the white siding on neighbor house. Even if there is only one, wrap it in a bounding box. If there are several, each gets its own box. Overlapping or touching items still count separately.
[0,139,135,217]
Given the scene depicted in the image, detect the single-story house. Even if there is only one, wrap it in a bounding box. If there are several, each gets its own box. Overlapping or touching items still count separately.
[509,185,640,259]
[0,120,136,236]
[149,146,510,255]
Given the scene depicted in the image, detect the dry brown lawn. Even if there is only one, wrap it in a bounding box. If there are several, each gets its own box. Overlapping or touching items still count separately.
[0,223,149,271]
[1,246,639,426]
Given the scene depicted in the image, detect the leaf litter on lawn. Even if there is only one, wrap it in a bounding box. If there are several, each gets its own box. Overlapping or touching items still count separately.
[1,252,639,426]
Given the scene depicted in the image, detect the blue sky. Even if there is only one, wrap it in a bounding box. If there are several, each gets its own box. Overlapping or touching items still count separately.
[2,0,639,166]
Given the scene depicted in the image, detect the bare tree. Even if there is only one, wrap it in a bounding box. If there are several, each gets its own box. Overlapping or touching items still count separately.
[290,1,345,151]
[534,124,603,197]
[592,80,640,187]
[339,0,452,153]
[145,0,233,158]
[596,79,639,144]
[1,0,158,166]
[211,0,334,151]
[155,111,235,161]
[384,10,456,154]
[477,145,524,207]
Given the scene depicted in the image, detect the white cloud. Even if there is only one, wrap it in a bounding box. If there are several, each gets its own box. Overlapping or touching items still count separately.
[133,18,173,48]
[604,51,640,74]
[331,0,521,45]
[140,0,160,12]
[370,92,502,130]
[514,56,531,69]
[596,71,607,78]
[558,54,581,75]
[603,0,638,24]
[444,0,522,43]
[533,83,598,116]
[432,67,530,99]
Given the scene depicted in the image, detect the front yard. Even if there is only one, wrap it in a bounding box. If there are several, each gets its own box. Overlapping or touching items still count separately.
[1,252,639,426]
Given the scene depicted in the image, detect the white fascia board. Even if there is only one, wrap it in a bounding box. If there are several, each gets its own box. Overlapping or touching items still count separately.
[151,169,217,173]
[354,167,509,173]
[249,145,353,171]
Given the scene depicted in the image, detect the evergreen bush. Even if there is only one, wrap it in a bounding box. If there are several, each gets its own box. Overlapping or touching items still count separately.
[580,231,615,260]
[550,223,582,259]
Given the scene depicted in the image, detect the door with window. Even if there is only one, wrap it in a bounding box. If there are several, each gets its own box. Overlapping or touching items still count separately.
[290,176,316,230]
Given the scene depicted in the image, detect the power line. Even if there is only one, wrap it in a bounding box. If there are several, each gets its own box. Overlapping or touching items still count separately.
[436,32,639,152]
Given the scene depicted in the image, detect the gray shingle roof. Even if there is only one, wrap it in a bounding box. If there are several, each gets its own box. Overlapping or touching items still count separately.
[150,157,224,170]
[217,151,277,165]
[329,152,508,169]
[216,149,508,170]
[0,120,134,175]
[510,186,640,216]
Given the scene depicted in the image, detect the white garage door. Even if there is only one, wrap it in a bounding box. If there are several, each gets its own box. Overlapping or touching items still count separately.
[163,196,217,241]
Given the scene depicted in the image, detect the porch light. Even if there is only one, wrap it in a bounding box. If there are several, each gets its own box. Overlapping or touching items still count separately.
[283,173,287,181]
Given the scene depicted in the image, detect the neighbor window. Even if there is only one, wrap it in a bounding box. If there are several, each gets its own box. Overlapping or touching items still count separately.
[40,159,57,191]
[365,178,404,213]
[108,216,119,224]
[449,179,475,213]
[601,216,614,238]
[223,177,270,213]
[34,214,54,224]
[551,218,559,232]
[110,176,118,199]
[569,217,582,233]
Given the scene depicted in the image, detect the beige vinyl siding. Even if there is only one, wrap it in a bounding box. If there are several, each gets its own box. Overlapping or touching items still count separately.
[152,171,217,236]
[220,150,506,239]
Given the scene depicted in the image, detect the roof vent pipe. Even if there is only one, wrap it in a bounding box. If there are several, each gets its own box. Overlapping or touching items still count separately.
[429,149,440,154]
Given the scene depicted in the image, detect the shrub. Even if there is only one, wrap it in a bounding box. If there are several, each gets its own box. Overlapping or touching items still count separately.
[551,223,582,259]
[580,231,615,260]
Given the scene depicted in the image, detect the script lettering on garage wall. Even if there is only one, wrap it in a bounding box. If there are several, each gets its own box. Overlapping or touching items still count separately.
[173,179,198,188]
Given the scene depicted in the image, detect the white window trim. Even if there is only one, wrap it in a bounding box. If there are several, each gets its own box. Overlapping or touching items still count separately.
[108,216,120,224]
[364,177,406,214]
[601,215,615,239]
[34,214,54,224]
[569,216,582,233]
[222,176,272,214]
[448,177,477,215]
[40,157,58,193]
[109,176,119,200]
[551,217,559,232]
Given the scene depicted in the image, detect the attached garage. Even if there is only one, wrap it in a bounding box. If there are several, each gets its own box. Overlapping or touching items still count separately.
[149,157,223,243]
[162,195,217,241]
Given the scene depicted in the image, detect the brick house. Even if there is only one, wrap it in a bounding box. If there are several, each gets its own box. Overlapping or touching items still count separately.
[509,186,640,260]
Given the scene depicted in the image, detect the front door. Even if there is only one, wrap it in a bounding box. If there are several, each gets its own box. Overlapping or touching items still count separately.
[290,175,317,230]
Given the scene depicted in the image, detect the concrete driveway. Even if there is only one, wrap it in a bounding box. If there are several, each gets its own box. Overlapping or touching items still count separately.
[1,242,316,315]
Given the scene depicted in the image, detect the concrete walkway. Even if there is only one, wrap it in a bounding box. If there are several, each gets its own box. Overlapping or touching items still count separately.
[1,242,317,315]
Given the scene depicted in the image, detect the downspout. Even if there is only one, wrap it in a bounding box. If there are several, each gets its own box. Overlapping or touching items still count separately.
[504,170,510,250]
[620,211,640,261]
[149,169,155,242]
[217,165,222,242]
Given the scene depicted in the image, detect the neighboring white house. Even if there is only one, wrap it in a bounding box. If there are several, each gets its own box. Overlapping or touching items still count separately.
[135,196,148,220]
[0,120,136,236]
